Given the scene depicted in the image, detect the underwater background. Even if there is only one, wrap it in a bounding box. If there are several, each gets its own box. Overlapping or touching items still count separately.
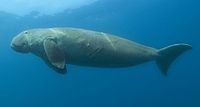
[0,0,199,107]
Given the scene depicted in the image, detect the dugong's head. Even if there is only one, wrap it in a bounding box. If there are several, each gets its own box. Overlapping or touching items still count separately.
[11,28,67,74]
[11,31,30,53]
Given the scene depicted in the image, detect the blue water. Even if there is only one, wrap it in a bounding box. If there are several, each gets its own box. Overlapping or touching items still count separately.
[0,0,199,107]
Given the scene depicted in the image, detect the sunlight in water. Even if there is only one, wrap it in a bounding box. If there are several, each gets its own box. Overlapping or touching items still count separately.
[0,0,98,16]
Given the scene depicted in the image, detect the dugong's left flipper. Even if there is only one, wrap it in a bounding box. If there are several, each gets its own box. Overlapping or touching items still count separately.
[43,37,66,74]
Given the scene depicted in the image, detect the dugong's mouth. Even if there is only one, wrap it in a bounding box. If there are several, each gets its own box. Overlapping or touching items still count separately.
[10,38,29,53]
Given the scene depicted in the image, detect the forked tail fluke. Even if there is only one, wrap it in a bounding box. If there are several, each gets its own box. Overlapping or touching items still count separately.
[156,43,192,75]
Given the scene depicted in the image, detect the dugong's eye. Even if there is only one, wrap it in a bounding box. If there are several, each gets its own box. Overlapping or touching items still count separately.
[24,31,28,34]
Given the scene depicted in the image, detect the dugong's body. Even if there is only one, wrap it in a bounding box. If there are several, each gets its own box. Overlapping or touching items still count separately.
[11,27,191,75]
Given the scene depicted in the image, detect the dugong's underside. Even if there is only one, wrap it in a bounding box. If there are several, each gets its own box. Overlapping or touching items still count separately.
[11,27,192,75]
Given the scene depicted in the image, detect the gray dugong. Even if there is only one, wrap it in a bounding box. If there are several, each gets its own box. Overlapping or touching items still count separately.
[10,27,192,75]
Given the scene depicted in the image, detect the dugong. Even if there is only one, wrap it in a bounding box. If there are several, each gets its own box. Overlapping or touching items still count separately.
[11,27,192,75]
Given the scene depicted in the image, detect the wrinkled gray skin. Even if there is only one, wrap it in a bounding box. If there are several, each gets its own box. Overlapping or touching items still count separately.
[11,28,191,74]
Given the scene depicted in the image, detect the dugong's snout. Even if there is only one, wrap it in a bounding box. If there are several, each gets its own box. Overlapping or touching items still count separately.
[11,34,30,53]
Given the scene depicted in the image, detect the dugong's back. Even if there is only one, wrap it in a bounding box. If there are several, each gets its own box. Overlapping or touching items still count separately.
[55,28,157,67]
